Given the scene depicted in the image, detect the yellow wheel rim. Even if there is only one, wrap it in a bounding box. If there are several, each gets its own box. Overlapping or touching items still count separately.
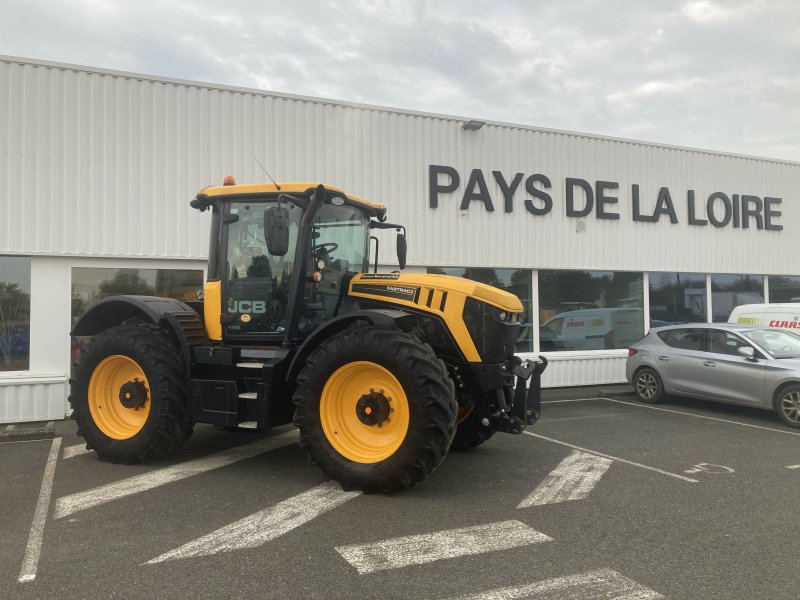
[320,361,410,464]
[88,355,151,440]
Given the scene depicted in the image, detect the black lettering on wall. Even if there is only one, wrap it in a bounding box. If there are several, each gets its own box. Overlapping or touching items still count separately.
[429,165,459,208]
[741,195,764,230]
[524,174,553,216]
[460,169,495,212]
[687,190,707,226]
[632,184,656,222]
[566,178,593,217]
[493,171,524,213]
[764,197,783,231]
[707,192,732,228]
[595,181,620,220]
[654,187,678,224]
[732,194,741,228]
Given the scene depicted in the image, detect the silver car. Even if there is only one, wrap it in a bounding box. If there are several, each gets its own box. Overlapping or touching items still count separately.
[626,323,800,428]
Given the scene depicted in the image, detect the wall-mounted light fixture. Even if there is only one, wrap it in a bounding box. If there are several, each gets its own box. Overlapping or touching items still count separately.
[462,120,486,131]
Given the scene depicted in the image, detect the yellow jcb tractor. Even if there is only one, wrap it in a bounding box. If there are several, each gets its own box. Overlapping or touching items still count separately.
[70,180,547,493]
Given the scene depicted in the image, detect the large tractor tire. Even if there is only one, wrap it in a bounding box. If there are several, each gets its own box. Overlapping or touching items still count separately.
[69,323,192,463]
[450,400,494,452]
[293,326,457,493]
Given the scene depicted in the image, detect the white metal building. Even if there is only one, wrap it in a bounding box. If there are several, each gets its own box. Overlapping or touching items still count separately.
[2,55,799,423]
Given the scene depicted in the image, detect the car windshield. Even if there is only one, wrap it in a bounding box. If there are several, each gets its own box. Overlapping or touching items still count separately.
[742,329,800,359]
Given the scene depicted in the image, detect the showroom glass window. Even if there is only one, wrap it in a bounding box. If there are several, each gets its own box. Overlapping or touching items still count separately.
[71,268,204,362]
[427,267,533,352]
[538,270,644,351]
[768,275,800,303]
[0,256,31,371]
[710,274,764,322]
[648,272,707,325]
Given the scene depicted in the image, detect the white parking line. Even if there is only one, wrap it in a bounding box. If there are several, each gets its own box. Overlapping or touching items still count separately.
[0,438,54,446]
[541,398,603,404]
[523,432,699,483]
[146,481,360,563]
[518,450,612,508]
[603,397,800,436]
[62,443,92,460]
[55,429,298,519]
[336,520,552,575]
[442,568,663,599]
[786,464,800,470]
[18,437,62,583]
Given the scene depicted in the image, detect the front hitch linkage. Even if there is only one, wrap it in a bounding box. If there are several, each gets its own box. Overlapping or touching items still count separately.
[488,356,549,434]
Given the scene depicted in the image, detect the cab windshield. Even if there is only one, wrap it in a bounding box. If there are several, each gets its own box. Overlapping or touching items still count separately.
[311,204,369,273]
[743,329,800,359]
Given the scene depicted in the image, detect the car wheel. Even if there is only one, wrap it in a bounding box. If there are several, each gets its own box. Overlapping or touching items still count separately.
[774,384,800,428]
[634,367,664,404]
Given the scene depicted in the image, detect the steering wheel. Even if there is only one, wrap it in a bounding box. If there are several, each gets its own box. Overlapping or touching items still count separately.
[313,242,339,255]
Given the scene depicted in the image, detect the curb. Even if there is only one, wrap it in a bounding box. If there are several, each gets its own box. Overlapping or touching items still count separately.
[0,422,56,442]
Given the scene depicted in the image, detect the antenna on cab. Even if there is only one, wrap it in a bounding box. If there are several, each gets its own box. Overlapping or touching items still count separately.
[254,157,281,191]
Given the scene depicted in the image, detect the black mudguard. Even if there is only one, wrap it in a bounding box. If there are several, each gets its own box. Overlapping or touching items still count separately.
[71,295,208,373]
[285,308,419,383]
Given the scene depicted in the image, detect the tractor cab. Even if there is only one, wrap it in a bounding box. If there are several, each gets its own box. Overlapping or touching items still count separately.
[191,181,403,344]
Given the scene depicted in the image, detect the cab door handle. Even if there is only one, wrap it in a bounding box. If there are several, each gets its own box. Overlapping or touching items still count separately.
[703,361,716,367]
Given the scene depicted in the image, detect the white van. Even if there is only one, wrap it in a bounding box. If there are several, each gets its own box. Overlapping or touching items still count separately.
[542,308,644,351]
[728,303,800,331]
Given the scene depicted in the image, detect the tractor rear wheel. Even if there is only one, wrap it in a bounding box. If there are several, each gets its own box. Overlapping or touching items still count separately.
[293,326,457,493]
[69,324,192,463]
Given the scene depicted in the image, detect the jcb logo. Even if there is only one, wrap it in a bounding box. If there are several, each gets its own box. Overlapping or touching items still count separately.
[228,300,267,314]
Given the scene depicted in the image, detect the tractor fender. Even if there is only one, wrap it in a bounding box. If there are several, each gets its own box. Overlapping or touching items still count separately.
[71,295,207,373]
[286,309,417,383]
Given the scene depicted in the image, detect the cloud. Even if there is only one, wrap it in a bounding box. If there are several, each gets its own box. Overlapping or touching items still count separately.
[0,0,798,161]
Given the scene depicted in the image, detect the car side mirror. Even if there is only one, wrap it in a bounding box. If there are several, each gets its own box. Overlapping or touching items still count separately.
[265,206,289,256]
[737,346,756,360]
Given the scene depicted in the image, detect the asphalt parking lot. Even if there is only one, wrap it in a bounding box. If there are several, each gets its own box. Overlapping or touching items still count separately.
[2,389,800,600]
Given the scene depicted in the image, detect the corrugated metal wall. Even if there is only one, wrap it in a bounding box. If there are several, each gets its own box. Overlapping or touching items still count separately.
[0,379,66,422]
[2,55,799,274]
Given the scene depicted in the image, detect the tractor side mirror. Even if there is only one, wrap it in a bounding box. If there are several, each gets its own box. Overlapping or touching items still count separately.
[396,232,407,270]
[265,206,289,256]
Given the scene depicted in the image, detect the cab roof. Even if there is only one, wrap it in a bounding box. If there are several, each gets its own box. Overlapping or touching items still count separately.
[196,182,386,217]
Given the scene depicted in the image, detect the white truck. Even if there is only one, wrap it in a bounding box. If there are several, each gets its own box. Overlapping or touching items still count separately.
[728,303,800,330]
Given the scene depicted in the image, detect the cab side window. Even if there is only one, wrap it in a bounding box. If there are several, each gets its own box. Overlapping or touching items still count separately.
[224,202,300,336]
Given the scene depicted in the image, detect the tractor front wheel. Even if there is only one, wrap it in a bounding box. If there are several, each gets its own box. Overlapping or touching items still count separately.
[293,326,457,493]
[69,324,192,463]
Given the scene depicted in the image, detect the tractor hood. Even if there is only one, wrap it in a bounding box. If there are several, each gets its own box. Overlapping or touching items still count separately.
[346,273,524,363]
[348,273,524,313]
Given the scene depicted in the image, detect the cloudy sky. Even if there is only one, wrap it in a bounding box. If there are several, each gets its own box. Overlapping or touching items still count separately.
[2,0,798,161]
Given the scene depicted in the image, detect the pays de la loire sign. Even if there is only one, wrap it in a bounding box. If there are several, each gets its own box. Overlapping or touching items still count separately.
[428,165,783,231]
